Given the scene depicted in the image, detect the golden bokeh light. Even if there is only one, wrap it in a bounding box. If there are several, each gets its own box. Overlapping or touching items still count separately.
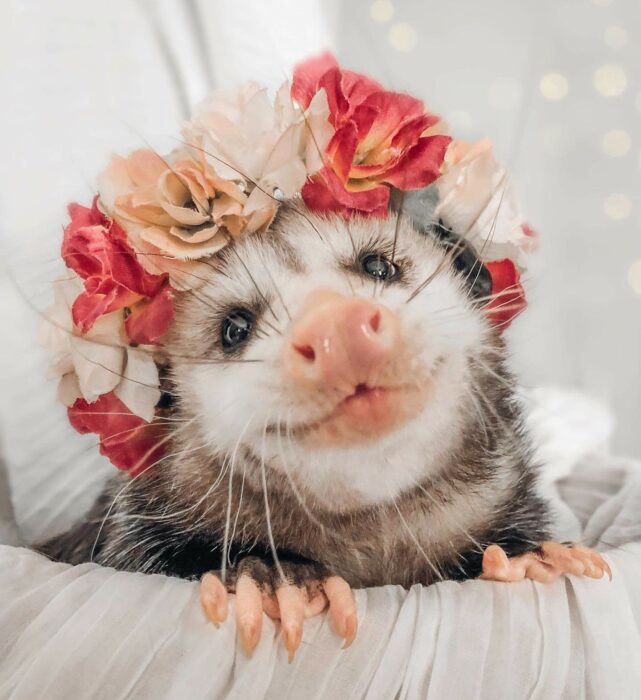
[628,260,641,295]
[602,129,632,158]
[370,0,395,23]
[604,193,632,220]
[388,23,417,52]
[539,73,569,101]
[593,64,628,97]
[604,26,628,49]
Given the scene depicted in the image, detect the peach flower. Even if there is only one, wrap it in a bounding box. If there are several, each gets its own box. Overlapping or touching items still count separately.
[435,139,534,266]
[98,148,264,288]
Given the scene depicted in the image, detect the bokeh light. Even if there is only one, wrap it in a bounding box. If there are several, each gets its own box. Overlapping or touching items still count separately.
[593,64,628,97]
[539,73,569,100]
[388,23,417,52]
[604,26,628,49]
[628,260,641,295]
[602,129,632,157]
[604,193,633,220]
[370,0,395,23]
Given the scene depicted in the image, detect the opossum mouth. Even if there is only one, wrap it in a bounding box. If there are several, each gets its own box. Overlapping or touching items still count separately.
[272,382,424,447]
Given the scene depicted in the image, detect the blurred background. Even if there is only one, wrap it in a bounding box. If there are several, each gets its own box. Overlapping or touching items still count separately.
[0,0,639,539]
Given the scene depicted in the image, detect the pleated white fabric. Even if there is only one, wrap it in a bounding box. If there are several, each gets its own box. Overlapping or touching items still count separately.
[1,451,640,699]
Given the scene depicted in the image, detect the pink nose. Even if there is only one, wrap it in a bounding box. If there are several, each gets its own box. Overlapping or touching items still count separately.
[285,290,401,391]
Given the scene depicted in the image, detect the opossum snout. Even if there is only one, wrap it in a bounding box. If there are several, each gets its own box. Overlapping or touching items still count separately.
[284,289,401,392]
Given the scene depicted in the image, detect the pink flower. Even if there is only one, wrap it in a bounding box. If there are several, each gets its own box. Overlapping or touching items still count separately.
[62,198,174,344]
[68,392,168,476]
[292,52,451,216]
[485,259,526,328]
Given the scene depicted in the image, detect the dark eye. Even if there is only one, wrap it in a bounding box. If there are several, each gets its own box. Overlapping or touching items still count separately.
[221,309,254,351]
[361,254,396,281]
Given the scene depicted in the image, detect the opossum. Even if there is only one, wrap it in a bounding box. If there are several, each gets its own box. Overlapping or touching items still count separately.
[39,201,610,657]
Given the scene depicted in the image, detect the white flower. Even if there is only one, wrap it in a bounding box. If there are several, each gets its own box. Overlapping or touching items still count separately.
[38,275,160,422]
[182,80,331,207]
[435,139,533,266]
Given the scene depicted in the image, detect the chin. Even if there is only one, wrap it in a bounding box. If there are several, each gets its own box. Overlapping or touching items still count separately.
[298,383,427,449]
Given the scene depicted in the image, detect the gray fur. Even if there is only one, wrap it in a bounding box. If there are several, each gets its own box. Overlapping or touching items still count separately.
[39,204,550,587]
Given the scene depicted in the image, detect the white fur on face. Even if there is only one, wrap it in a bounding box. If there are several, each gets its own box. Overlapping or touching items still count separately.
[171,209,491,510]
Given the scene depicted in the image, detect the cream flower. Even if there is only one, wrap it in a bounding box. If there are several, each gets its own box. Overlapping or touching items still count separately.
[182,80,331,215]
[39,275,160,422]
[435,139,533,265]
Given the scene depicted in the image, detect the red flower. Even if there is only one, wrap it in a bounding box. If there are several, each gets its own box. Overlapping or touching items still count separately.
[62,198,174,344]
[485,259,527,329]
[292,52,451,216]
[68,392,168,476]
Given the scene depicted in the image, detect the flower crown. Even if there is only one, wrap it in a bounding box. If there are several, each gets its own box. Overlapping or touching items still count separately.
[40,52,535,477]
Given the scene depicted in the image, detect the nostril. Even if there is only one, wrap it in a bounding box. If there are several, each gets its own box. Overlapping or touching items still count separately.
[294,344,316,362]
[369,309,381,333]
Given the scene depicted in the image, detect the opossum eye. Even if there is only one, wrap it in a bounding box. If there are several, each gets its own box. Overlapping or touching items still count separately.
[361,253,397,281]
[221,309,254,350]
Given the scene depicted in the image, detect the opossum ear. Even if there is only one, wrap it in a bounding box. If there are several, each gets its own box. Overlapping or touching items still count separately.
[390,185,439,232]
[430,221,492,302]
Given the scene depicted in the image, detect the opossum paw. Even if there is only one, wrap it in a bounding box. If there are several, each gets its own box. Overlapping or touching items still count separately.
[480,542,612,583]
[200,558,356,660]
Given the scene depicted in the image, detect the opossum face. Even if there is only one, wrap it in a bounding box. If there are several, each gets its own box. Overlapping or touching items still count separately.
[166,205,496,509]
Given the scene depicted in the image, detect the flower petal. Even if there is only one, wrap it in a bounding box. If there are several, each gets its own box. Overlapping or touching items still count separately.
[326,122,359,182]
[302,168,389,216]
[292,51,339,109]
[318,67,351,124]
[68,392,167,476]
[114,348,161,422]
[71,331,124,402]
[57,372,81,407]
[125,286,175,345]
[339,69,384,108]
[382,135,451,190]
[390,113,439,150]
[358,91,430,152]
[140,225,227,260]
[485,259,527,329]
